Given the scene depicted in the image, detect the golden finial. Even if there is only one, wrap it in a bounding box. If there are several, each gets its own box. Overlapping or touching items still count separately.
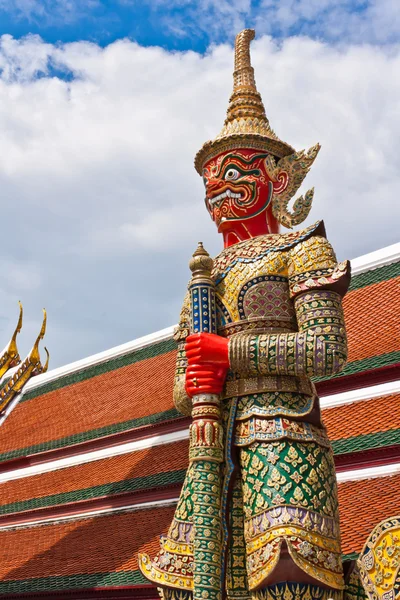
[189,242,214,281]
[29,309,47,365]
[234,29,255,83]
[228,29,266,122]
[8,300,23,362]
[41,347,50,373]
[195,29,294,174]
[0,302,23,379]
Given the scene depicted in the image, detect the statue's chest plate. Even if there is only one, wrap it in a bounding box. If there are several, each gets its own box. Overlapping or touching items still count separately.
[213,251,296,335]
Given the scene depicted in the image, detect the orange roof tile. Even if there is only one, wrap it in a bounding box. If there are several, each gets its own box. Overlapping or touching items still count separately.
[344,276,400,363]
[0,439,189,510]
[338,474,400,555]
[0,475,398,587]
[0,350,176,458]
[323,393,400,440]
[0,505,175,582]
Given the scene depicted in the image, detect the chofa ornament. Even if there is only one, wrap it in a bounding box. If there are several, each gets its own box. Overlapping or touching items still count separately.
[195,29,320,230]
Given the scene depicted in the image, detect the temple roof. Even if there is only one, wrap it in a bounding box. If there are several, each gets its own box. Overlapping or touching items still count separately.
[0,242,398,597]
[0,248,398,465]
[0,475,399,597]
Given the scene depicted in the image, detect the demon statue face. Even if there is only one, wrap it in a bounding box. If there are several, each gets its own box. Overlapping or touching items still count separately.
[203,145,320,248]
[203,149,285,246]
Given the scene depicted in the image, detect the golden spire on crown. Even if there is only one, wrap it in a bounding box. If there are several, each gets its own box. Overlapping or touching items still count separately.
[195,29,294,174]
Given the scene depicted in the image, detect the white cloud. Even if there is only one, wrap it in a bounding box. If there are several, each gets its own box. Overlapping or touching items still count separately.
[0,33,398,367]
[256,0,400,45]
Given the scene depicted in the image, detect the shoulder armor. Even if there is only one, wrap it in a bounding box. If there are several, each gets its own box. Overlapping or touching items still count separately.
[288,233,351,298]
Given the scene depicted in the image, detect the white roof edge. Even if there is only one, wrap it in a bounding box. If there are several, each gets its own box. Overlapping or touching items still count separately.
[320,379,400,409]
[1,462,398,530]
[8,243,399,398]
[21,324,175,394]
[351,242,400,275]
[2,376,398,477]
[0,497,180,531]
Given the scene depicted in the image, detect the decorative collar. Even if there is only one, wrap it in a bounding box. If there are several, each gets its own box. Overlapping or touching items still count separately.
[212,221,325,283]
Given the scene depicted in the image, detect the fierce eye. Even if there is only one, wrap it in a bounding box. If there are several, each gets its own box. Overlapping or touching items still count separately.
[224,168,240,181]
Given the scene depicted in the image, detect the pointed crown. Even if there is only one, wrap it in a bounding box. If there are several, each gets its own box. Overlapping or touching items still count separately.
[195,29,295,174]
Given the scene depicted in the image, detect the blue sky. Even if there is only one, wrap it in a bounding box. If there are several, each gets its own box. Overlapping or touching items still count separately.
[0,0,398,367]
[0,0,398,53]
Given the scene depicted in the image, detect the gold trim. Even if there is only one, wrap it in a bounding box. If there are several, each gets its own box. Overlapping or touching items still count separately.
[138,553,193,591]
[246,524,341,554]
[223,374,314,399]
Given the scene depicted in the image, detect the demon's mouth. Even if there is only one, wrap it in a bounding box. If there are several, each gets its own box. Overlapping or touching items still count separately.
[208,189,243,206]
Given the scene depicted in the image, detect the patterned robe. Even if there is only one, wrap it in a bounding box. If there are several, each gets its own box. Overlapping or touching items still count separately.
[139,221,351,600]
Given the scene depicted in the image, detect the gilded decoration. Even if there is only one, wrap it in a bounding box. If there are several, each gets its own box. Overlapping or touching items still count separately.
[194,29,295,174]
[357,516,400,600]
[0,305,49,415]
[0,301,23,380]
[253,582,343,600]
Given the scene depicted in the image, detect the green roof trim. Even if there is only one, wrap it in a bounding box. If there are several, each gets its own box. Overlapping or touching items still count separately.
[1,349,398,465]
[2,428,399,514]
[332,428,400,455]
[0,569,147,595]
[342,552,359,562]
[20,337,177,404]
[313,350,400,383]
[349,261,400,291]
[0,406,181,464]
[0,552,362,595]
[0,469,187,516]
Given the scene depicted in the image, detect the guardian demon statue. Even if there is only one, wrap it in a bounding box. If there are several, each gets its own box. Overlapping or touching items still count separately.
[140,29,351,600]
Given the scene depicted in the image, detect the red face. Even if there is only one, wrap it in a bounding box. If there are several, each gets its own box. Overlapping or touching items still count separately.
[203,149,287,248]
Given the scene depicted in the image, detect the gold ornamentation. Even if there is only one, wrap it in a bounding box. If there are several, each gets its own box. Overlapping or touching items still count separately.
[345,566,368,600]
[195,30,294,173]
[212,222,323,291]
[0,308,49,414]
[173,291,192,416]
[287,235,337,278]
[224,376,314,400]
[238,439,343,589]
[228,289,347,379]
[357,515,400,600]
[0,301,23,379]
[265,145,320,228]
[174,375,192,417]
[253,582,343,600]
[235,417,330,447]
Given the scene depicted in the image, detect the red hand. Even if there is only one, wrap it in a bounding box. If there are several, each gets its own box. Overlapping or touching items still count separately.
[185,333,229,397]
